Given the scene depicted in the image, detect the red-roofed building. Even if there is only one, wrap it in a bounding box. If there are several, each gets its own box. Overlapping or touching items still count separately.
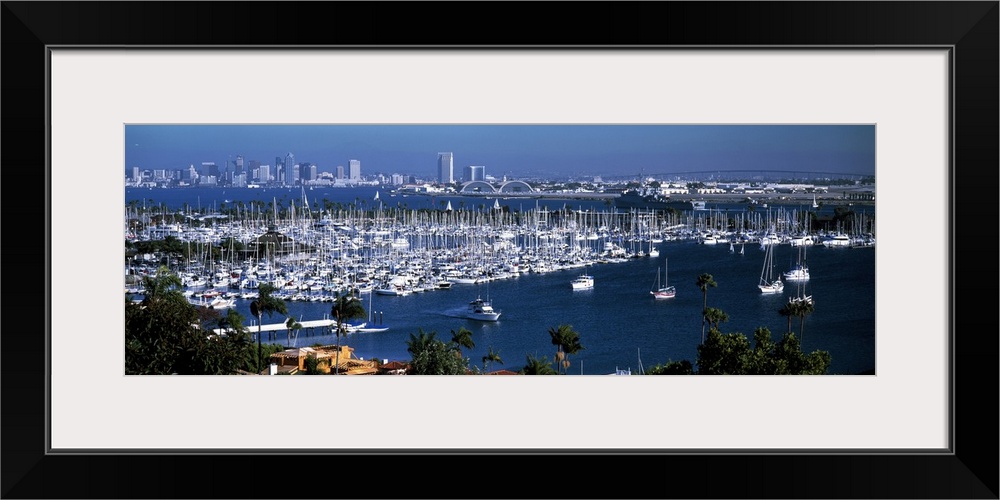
[379,361,409,375]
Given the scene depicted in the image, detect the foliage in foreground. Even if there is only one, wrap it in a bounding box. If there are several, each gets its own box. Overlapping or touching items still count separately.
[125,266,279,375]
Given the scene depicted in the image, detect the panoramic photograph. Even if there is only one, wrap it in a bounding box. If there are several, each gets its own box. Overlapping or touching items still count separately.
[124,124,876,376]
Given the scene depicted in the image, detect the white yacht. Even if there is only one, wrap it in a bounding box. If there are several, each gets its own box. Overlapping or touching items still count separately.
[571,275,595,290]
[464,297,501,321]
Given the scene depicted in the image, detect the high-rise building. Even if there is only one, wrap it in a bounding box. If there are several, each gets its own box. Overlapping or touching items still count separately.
[284,153,295,185]
[300,163,316,182]
[438,152,454,184]
[258,164,270,183]
[234,155,244,174]
[201,162,219,178]
[464,165,485,182]
[336,166,344,180]
[391,174,404,185]
[130,167,140,181]
[348,159,361,180]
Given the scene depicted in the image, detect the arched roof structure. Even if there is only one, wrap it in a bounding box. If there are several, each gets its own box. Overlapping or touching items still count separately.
[498,180,533,193]
[459,181,497,193]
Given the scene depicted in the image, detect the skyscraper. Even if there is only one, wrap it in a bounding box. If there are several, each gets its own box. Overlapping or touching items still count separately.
[336,166,344,180]
[438,152,454,184]
[284,153,295,185]
[349,159,361,180]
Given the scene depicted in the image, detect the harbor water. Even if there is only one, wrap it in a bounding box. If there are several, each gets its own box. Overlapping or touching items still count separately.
[127,186,876,375]
[176,241,875,376]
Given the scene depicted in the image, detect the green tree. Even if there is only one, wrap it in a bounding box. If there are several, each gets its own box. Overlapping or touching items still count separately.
[285,317,302,345]
[696,326,831,375]
[520,354,557,375]
[126,267,255,375]
[331,291,366,374]
[250,283,288,374]
[406,329,438,356]
[778,301,798,334]
[482,345,503,374]
[449,327,475,357]
[795,299,815,341]
[303,355,321,375]
[703,307,730,332]
[548,324,584,374]
[407,332,469,375]
[697,328,753,375]
[644,360,694,375]
[696,273,718,342]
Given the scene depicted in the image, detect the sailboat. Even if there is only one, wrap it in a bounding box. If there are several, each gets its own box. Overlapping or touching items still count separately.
[758,235,784,294]
[783,243,810,281]
[812,193,819,209]
[648,239,659,258]
[650,257,676,299]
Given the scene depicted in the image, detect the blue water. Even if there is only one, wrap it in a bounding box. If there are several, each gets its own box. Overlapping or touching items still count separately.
[128,186,876,375]
[212,242,875,376]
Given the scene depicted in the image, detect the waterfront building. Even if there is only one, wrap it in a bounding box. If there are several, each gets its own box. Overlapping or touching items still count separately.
[349,159,361,181]
[464,165,485,182]
[232,173,247,187]
[337,165,344,180]
[438,152,454,184]
[201,162,220,178]
[182,165,198,182]
[391,174,404,185]
[301,163,317,182]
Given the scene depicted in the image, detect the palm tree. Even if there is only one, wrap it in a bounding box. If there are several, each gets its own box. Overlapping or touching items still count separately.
[330,291,366,374]
[548,324,584,374]
[406,329,438,357]
[218,308,246,337]
[285,317,302,345]
[449,327,475,358]
[778,301,797,334]
[520,354,557,375]
[795,299,815,342]
[249,283,287,374]
[482,345,503,374]
[696,273,718,342]
[141,265,183,305]
[703,307,730,332]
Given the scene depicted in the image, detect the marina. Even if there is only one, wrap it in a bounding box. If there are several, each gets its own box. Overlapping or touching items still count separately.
[126,186,876,375]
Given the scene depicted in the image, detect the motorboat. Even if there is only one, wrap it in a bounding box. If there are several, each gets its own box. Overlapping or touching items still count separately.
[464,297,500,321]
[571,275,594,290]
[783,265,810,281]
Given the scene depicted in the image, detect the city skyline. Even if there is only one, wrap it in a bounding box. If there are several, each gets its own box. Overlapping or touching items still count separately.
[125,124,876,180]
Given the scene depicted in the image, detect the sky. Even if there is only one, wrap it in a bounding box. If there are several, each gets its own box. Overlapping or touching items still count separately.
[124,125,876,180]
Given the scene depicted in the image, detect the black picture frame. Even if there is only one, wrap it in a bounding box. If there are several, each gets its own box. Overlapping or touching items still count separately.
[3,2,996,498]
